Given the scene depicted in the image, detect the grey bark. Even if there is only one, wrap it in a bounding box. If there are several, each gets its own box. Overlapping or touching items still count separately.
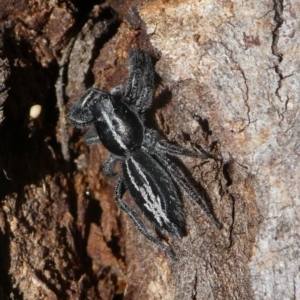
[136,0,300,299]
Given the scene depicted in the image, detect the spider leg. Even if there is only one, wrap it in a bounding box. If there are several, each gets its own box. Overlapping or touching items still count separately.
[125,50,155,113]
[110,85,124,101]
[153,153,223,230]
[146,141,210,158]
[124,49,143,105]
[102,154,120,177]
[135,52,154,113]
[84,126,100,145]
[144,129,208,158]
[84,128,120,177]
[116,176,177,259]
[155,141,208,158]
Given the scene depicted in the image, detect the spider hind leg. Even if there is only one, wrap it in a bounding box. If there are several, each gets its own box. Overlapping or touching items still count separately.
[154,153,223,230]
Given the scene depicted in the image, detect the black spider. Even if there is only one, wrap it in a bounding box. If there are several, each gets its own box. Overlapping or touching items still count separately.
[68,49,222,259]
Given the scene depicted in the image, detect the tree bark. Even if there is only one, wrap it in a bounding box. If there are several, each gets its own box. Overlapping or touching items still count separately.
[0,0,299,299]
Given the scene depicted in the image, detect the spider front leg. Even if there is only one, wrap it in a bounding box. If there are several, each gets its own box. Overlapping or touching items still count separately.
[135,52,154,113]
[125,50,155,114]
[116,176,177,259]
[153,153,223,230]
[124,49,143,105]
[84,126,100,145]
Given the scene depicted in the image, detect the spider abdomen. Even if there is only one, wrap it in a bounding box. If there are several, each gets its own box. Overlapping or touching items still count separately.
[123,149,186,238]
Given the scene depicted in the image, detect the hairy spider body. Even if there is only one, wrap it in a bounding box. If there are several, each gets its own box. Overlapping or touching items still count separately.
[68,50,222,259]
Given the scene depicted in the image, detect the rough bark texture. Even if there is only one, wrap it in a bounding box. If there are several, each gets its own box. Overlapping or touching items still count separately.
[0,0,299,299]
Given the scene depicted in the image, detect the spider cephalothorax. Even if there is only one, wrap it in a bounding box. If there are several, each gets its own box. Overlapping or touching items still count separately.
[68,49,222,259]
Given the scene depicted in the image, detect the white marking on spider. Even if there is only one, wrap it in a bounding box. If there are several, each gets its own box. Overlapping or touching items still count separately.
[81,90,95,107]
[125,158,170,227]
[102,111,127,150]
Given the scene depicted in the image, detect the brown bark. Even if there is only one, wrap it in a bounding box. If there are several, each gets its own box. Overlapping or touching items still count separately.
[0,0,299,299]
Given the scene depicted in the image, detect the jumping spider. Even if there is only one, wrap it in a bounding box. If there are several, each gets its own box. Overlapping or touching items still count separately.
[68,49,222,259]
